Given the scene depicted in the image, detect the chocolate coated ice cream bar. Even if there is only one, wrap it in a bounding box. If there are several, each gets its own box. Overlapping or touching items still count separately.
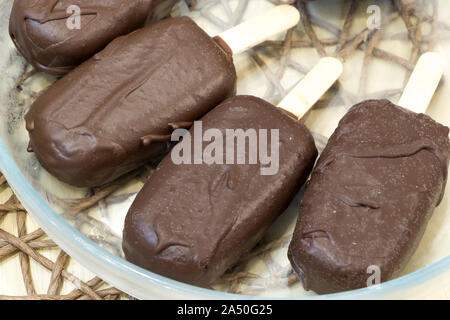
[123,95,319,287]
[288,53,449,294]
[9,0,177,75]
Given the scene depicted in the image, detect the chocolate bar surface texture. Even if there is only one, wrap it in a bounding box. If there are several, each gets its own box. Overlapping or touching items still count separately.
[123,95,318,287]
[288,99,450,294]
[25,17,237,187]
[9,0,177,75]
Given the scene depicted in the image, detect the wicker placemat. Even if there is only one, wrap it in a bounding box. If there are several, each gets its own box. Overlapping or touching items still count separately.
[1,0,449,299]
[0,172,133,300]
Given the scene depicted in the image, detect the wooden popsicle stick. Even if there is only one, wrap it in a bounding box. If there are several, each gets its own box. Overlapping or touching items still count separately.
[277,57,343,120]
[216,5,300,56]
[398,52,445,114]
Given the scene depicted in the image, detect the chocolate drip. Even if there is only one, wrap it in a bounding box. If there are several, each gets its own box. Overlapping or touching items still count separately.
[140,134,172,147]
[141,121,193,146]
[331,193,380,210]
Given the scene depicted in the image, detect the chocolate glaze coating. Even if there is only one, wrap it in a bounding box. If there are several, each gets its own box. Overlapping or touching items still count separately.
[9,0,177,75]
[25,17,237,188]
[123,96,318,287]
[288,99,450,294]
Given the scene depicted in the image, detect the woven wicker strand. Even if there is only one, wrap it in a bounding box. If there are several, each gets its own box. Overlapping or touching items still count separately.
[0,176,128,300]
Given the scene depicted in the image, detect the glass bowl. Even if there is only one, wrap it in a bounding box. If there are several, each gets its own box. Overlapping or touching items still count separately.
[1,0,449,299]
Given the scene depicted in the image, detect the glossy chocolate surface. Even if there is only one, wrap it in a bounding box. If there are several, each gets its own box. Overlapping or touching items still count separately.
[25,17,236,187]
[9,0,177,75]
[123,95,318,287]
[288,99,450,294]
